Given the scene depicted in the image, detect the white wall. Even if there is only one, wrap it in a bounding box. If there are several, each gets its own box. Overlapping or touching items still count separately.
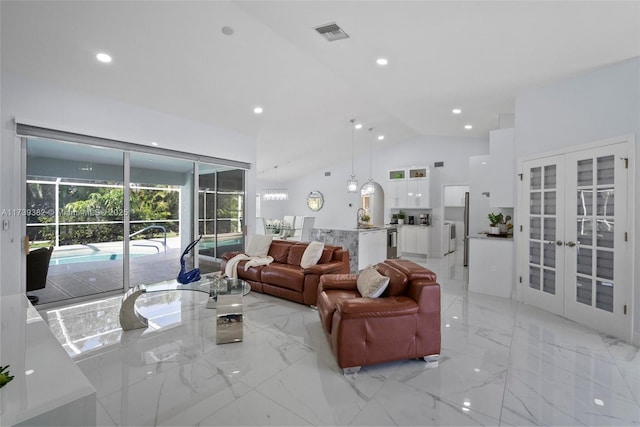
[258,134,489,255]
[514,56,640,344]
[0,72,257,296]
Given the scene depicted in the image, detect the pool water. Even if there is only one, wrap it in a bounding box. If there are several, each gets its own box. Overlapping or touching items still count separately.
[50,252,149,266]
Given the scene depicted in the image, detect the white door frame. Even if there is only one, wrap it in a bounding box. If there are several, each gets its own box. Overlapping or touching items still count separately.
[516,134,635,342]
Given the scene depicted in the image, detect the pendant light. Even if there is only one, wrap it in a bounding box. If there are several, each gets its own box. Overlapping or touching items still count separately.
[347,119,359,193]
[262,166,289,201]
[362,128,376,195]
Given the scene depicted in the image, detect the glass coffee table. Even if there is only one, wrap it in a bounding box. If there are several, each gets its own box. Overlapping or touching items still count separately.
[119,272,250,343]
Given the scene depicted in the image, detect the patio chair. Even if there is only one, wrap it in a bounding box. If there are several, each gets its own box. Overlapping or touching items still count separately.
[26,246,53,304]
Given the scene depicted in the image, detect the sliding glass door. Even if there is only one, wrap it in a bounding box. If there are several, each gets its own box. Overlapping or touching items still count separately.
[24,132,248,306]
[128,152,193,287]
[198,164,245,274]
[26,138,125,304]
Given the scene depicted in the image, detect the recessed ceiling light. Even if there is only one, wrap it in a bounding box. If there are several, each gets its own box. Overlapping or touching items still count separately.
[452,108,462,114]
[253,106,263,114]
[96,53,112,63]
[151,142,159,146]
[376,58,388,66]
[354,123,363,129]
[464,124,473,130]
[594,398,604,406]
[221,26,234,36]
[377,135,385,141]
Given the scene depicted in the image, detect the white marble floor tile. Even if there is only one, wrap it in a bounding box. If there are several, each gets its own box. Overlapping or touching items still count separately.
[349,377,501,426]
[391,347,509,421]
[255,353,388,426]
[198,389,312,426]
[43,252,639,427]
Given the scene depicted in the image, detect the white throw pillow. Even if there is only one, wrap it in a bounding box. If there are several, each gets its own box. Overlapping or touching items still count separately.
[300,241,324,268]
[357,265,390,298]
[245,235,273,257]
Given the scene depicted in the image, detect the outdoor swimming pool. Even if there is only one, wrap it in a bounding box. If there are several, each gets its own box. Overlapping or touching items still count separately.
[49,252,151,266]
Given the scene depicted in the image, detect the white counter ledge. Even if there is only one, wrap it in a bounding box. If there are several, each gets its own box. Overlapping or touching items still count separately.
[0,294,96,426]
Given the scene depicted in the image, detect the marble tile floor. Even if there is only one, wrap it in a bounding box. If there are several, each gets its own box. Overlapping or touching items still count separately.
[45,252,640,426]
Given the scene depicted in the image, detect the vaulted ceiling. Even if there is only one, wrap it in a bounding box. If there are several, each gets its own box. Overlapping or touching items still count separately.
[2,1,639,181]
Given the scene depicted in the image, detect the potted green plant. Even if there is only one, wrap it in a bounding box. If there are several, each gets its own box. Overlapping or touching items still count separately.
[397,210,406,225]
[0,365,14,389]
[488,212,504,234]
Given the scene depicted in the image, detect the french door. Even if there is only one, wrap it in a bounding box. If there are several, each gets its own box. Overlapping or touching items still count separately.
[522,140,631,338]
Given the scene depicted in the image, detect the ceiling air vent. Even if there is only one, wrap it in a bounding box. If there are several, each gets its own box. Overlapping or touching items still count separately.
[314,23,349,42]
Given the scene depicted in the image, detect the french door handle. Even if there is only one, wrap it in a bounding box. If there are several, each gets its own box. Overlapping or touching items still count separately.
[556,240,564,246]
[565,241,576,247]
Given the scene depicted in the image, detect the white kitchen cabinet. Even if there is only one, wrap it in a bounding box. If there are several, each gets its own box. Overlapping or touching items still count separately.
[400,225,429,257]
[489,128,515,207]
[444,185,469,207]
[385,180,407,209]
[406,179,431,208]
[468,237,514,298]
[358,229,387,270]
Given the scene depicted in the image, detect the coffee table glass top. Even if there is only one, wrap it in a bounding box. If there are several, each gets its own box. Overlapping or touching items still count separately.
[141,273,250,298]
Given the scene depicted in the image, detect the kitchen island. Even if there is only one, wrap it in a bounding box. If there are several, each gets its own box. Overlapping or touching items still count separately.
[311,227,391,273]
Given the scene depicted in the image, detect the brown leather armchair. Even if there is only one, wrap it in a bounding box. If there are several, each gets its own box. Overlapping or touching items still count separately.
[317,259,441,373]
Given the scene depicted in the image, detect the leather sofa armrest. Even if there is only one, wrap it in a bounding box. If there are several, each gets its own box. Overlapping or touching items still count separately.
[407,280,441,314]
[336,296,418,319]
[220,251,243,261]
[304,261,349,275]
[318,274,358,291]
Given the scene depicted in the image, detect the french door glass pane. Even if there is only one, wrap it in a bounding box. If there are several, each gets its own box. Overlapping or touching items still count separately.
[597,156,615,185]
[530,217,541,239]
[577,247,593,275]
[530,167,542,190]
[596,188,614,216]
[543,245,556,268]
[577,159,593,186]
[577,219,593,245]
[596,280,614,312]
[596,250,614,280]
[544,165,556,189]
[596,220,614,248]
[577,190,593,216]
[576,277,592,306]
[544,191,556,214]
[543,218,555,241]
[529,267,541,290]
[529,241,541,264]
[530,192,541,214]
[543,269,555,294]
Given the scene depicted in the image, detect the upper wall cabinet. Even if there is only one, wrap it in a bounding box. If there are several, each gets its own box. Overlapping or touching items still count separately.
[408,167,429,179]
[444,185,469,207]
[388,169,406,181]
[384,166,431,208]
[489,128,515,207]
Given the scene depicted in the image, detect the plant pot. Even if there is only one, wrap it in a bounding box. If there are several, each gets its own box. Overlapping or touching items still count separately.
[490,226,500,234]
[398,218,405,225]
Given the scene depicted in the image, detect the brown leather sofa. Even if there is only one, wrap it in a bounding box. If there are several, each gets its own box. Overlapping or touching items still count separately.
[317,259,441,373]
[220,240,350,306]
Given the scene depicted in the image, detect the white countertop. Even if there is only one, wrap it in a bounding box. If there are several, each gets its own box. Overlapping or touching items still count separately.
[0,294,95,426]
[469,233,514,240]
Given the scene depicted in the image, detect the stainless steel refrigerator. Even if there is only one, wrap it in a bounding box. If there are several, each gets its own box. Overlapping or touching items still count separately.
[463,191,470,266]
